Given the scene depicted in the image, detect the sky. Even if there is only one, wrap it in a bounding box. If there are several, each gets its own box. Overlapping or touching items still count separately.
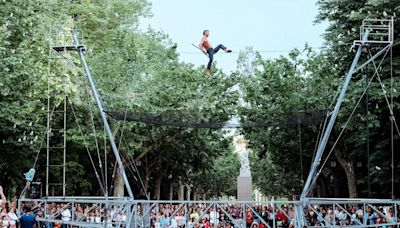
[141,0,328,73]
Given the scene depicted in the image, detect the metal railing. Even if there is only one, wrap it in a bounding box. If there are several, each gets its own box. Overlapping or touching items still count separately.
[19,197,400,227]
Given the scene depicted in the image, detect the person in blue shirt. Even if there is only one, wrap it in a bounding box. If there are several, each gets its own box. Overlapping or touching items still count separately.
[19,205,36,228]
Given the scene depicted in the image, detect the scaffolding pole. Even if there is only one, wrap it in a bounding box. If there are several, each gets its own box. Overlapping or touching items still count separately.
[71,31,134,198]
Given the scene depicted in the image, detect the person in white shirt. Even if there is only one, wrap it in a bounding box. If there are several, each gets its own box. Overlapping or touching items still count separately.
[169,216,178,228]
[338,209,348,226]
[154,218,161,228]
[355,206,363,218]
[94,210,101,223]
[61,204,72,228]
[209,208,219,226]
[7,208,17,228]
[89,212,95,223]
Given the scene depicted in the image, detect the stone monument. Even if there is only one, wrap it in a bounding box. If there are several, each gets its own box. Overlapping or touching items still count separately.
[234,136,253,200]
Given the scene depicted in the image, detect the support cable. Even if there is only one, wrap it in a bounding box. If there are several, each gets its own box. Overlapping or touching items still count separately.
[104,127,108,196]
[108,110,149,198]
[70,102,106,196]
[312,47,391,190]
[108,110,128,196]
[85,87,107,191]
[390,45,395,199]
[121,135,149,199]
[368,50,400,137]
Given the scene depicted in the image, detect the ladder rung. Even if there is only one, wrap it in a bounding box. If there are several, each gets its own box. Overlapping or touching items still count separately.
[47,146,65,149]
[48,74,68,77]
[48,128,65,131]
[48,183,64,186]
[47,164,65,167]
[52,45,85,52]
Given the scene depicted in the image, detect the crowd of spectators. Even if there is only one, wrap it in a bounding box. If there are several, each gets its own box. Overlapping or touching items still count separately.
[1,183,399,228]
[11,201,400,228]
[0,186,19,228]
[304,204,399,227]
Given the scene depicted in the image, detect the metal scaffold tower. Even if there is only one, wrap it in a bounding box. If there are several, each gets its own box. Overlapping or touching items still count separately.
[297,17,395,227]
[46,28,70,197]
[44,27,134,198]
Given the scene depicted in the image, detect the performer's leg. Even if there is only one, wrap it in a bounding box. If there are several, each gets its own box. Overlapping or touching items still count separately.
[213,44,227,54]
[207,48,214,69]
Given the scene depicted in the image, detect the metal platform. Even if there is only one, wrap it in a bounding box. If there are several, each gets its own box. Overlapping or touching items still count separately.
[351,18,394,49]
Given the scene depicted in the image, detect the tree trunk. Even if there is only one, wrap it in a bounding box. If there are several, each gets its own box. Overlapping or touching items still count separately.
[141,175,149,196]
[178,180,185,200]
[154,174,163,200]
[334,149,357,198]
[186,184,191,201]
[112,126,124,197]
[140,156,150,197]
[193,188,197,201]
[113,167,124,197]
[169,184,174,200]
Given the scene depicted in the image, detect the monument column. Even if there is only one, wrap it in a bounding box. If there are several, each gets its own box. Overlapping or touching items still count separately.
[234,136,253,200]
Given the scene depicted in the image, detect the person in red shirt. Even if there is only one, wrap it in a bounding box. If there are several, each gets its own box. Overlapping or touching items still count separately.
[246,209,253,228]
[199,30,232,76]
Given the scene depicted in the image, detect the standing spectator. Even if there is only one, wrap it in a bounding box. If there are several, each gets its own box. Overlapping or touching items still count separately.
[245,209,253,228]
[160,212,169,227]
[1,211,10,227]
[355,205,363,219]
[8,208,17,228]
[19,205,36,228]
[219,208,227,227]
[203,218,210,228]
[188,217,196,228]
[338,208,348,226]
[176,211,186,226]
[259,206,268,228]
[365,207,377,225]
[0,208,7,219]
[89,212,95,223]
[60,204,71,228]
[190,208,199,221]
[74,205,84,222]
[94,210,101,224]
[209,208,219,227]
[169,215,178,228]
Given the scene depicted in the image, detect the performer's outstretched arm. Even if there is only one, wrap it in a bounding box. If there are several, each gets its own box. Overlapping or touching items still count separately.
[0,186,6,206]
